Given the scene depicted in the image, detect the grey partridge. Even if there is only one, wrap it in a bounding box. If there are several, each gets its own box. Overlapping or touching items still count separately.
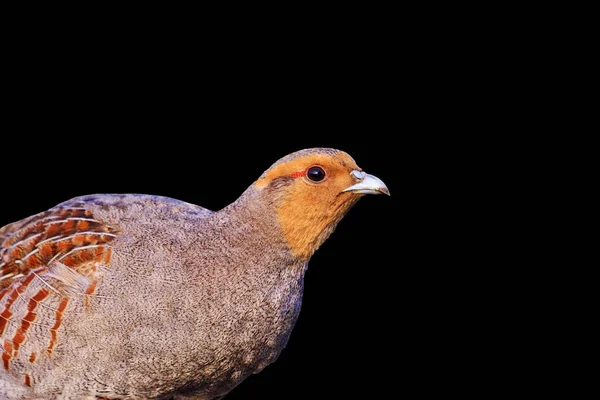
[0,148,389,399]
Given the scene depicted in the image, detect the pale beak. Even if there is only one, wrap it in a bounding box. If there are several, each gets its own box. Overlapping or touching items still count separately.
[343,171,390,196]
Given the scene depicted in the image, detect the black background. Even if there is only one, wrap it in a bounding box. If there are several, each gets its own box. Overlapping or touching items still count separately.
[1,15,527,397]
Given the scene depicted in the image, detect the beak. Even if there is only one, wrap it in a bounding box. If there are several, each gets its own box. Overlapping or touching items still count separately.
[343,171,390,196]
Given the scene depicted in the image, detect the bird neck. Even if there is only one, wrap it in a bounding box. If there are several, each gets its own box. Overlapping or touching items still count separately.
[225,184,360,262]
[274,193,360,261]
[218,186,295,262]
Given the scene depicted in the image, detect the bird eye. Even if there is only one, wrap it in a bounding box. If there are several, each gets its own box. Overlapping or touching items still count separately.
[306,166,326,182]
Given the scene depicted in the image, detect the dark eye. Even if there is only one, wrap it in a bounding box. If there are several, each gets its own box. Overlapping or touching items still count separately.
[306,166,326,182]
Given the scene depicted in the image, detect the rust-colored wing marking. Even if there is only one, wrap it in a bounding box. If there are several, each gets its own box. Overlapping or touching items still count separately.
[0,205,117,388]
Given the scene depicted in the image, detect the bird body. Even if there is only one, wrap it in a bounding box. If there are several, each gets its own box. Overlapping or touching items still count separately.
[0,148,389,399]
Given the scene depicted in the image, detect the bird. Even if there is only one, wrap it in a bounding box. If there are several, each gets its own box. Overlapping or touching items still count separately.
[0,148,389,399]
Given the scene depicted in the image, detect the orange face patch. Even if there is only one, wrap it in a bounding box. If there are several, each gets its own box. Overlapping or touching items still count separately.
[255,150,364,260]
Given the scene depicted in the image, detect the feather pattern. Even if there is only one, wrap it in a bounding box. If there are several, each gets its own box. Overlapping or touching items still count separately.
[0,204,117,388]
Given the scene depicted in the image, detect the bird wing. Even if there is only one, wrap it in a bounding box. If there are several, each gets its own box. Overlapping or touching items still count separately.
[0,201,118,384]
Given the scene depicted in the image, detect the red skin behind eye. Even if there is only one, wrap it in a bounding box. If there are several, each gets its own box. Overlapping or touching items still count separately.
[289,169,306,178]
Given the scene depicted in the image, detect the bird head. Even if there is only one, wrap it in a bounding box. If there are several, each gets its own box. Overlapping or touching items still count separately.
[254,148,389,261]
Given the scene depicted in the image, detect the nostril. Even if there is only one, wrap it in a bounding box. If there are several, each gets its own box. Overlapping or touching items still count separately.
[351,170,365,181]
